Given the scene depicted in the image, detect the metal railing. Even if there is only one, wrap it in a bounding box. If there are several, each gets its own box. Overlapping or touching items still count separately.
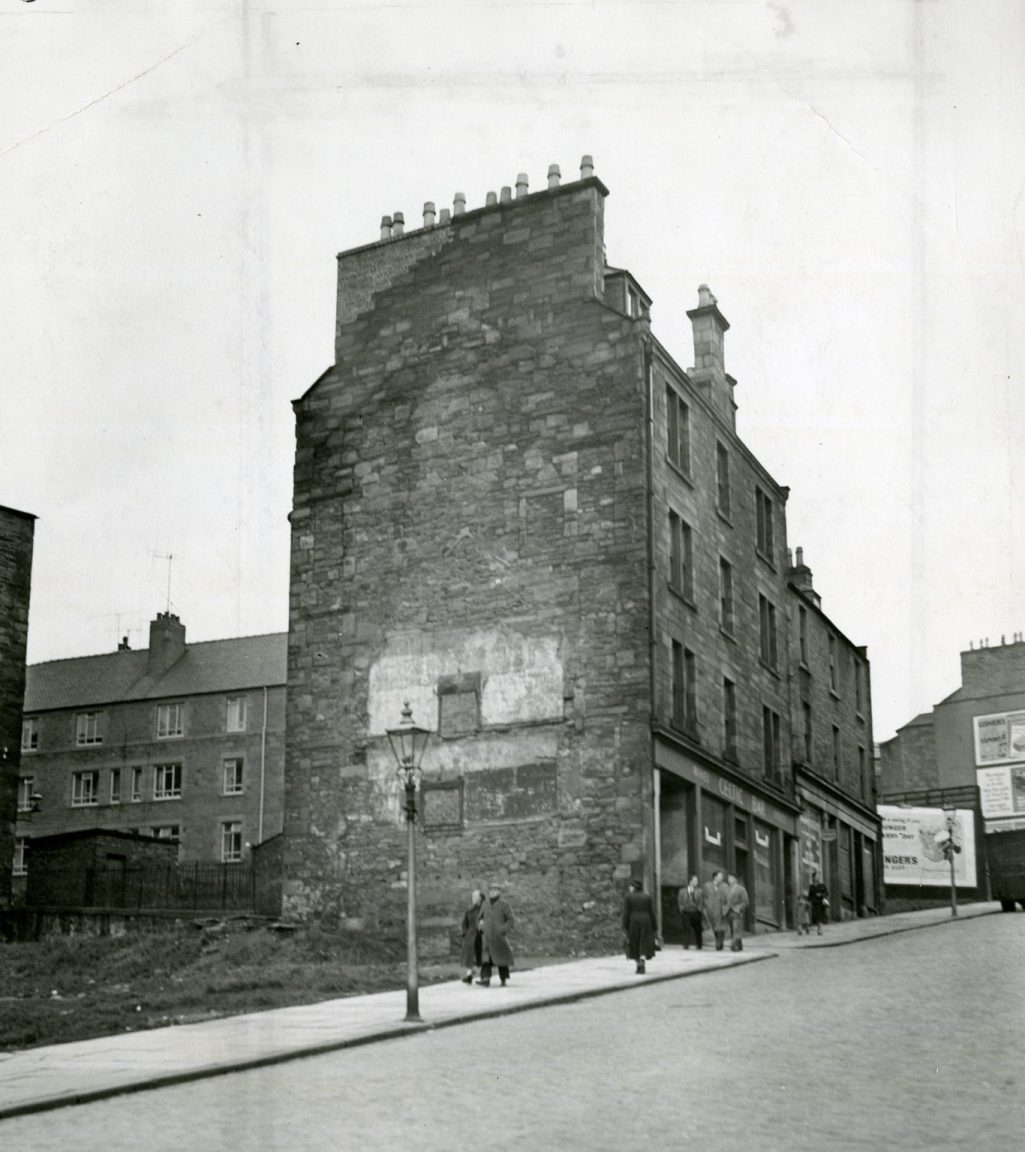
[35,862,257,912]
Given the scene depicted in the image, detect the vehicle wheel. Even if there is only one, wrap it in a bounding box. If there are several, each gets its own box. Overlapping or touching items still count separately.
[999,899,1015,912]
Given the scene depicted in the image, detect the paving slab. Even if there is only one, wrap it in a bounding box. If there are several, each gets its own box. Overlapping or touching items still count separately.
[0,901,1000,1121]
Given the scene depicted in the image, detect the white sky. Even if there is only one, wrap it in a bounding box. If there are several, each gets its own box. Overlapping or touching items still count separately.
[2,0,1023,741]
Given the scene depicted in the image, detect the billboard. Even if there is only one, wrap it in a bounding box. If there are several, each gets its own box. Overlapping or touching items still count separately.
[977,764,1025,820]
[973,710,1025,767]
[879,806,977,887]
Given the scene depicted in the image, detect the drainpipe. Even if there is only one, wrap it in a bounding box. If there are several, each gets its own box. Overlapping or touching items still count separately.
[258,686,268,843]
[643,343,661,940]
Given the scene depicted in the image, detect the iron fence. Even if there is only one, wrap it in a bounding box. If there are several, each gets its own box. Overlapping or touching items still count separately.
[51,862,256,912]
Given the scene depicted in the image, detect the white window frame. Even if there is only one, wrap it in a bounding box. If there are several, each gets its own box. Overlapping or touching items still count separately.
[222,756,244,796]
[151,825,180,840]
[72,770,100,807]
[221,820,243,864]
[17,776,35,812]
[131,766,143,802]
[109,767,121,805]
[76,711,103,746]
[226,696,248,733]
[14,836,28,876]
[21,718,39,753]
[156,702,184,739]
[153,762,182,801]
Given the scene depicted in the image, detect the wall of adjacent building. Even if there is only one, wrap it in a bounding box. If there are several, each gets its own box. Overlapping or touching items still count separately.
[0,506,34,907]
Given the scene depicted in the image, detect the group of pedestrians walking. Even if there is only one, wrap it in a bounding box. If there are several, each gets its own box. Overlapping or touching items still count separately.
[677,870,750,953]
[460,884,515,987]
[458,869,831,988]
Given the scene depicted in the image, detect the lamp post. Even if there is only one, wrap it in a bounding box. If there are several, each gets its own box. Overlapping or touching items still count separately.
[938,808,961,919]
[386,701,431,1022]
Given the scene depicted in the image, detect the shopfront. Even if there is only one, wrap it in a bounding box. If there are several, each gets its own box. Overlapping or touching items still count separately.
[655,739,799,940]
[796,773,881,919]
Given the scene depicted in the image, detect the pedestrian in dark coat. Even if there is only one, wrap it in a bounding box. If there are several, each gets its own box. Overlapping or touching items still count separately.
[808,872,830,936]
[622,879,657,974]
[459,888,484,984]
[677,875,705,950]
[478,885,514,986]
[725,872,750,951]
[703,870,729,951]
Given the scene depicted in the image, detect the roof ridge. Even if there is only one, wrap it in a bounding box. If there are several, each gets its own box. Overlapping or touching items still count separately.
[28,630,288,669]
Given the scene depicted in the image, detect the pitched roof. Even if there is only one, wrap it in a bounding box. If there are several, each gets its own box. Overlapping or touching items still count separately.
[25,633,287,712]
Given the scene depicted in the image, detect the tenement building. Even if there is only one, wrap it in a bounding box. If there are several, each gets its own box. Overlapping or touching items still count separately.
[284,158,880,953]
[0,504,36,908]
[14,613,286,890]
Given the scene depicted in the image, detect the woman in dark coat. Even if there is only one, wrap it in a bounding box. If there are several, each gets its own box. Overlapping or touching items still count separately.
[807,872,830,936]
[459,888,484,984]
[622,879,657,974]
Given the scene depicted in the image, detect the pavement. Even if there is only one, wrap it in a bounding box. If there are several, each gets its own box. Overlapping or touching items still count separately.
[0,901,998,1122]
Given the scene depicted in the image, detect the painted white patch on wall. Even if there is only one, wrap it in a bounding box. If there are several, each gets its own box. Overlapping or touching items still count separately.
[368,628,563,735]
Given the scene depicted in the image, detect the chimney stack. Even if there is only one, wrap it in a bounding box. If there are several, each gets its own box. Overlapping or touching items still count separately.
[391,211,405,237]
[687,284,736,428]
[148,612,186,673]
[380,215,393,241]
[547,163,561,189]
[788,546,820,608]
[422,201,436,228]
[453,192,466,216]
[118,635,131,652]
[515,173,529,198]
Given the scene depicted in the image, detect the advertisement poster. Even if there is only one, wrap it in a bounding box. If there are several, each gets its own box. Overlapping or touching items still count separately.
[879,806,977,887]
[798,808,822,885]
[973,711,1025,766]
[977,765,1025,819]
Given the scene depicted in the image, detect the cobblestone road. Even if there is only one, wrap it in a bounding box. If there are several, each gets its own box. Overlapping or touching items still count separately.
[6,915,1023,1151]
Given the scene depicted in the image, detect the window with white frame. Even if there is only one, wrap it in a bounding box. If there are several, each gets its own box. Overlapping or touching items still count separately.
[153,762,182,800]
[21,718,38,753]
[151,825,180,840]
[156,702,184,739]
[76,711,103,746]
[109,768,121,805]
[72,770,100,806]
[14,836,28,876]
[131,766,143,802]
[223,757,244,795]
[17,776,35,812]
[226,696,248,733]
[221,820,243,863]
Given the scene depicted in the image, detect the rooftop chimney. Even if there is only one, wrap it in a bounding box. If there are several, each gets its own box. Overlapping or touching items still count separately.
[422,201,436,228]
[687,284,736,428]
[515,173,529,198]
[547,163,561,189]
[148,612,186,674]
[787,546,820,608]
[380,215,393,241]
[118,635,131,652]
[391,211,405,237]
[580,154,594,180]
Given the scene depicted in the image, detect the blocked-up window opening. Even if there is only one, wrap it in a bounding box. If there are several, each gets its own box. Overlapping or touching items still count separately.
[438,673,481,737]
[422,780,464,830]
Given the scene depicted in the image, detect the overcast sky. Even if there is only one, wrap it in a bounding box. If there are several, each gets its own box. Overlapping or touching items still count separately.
[2,0,1023,741]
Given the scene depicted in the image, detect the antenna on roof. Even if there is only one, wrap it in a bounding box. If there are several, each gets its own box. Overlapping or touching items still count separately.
[149,550,176,613]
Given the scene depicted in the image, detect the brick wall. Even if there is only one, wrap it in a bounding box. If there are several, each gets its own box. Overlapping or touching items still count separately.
[25,829,178,907]
[286,177,655,954]
[0,506,34,907]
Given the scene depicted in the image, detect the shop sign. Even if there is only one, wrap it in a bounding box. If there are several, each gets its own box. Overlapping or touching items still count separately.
[879,805,977,887]
[976,764,1025,819]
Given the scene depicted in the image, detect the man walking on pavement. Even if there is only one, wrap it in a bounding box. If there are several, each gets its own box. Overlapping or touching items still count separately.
[704,870,729,951]
[677,875,705,949]
[478,883,515,987]
[725,871,750,952]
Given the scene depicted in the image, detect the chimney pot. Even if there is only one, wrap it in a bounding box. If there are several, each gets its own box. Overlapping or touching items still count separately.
[423,201,436,227]
[453,192,466,215]
[380,214,393,241]
[580,154,594,179]
[547,163,561,189]
[697,283,716,308]
[439,207,451,224]
[391,211,404,237]
[500,185,512,203]
[515,173,529,197]
[485,190,498,206]
[795,546,804,567]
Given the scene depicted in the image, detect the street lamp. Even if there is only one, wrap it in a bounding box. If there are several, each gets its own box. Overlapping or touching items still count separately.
[386,700,432,1022]
[936,808,961,919]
